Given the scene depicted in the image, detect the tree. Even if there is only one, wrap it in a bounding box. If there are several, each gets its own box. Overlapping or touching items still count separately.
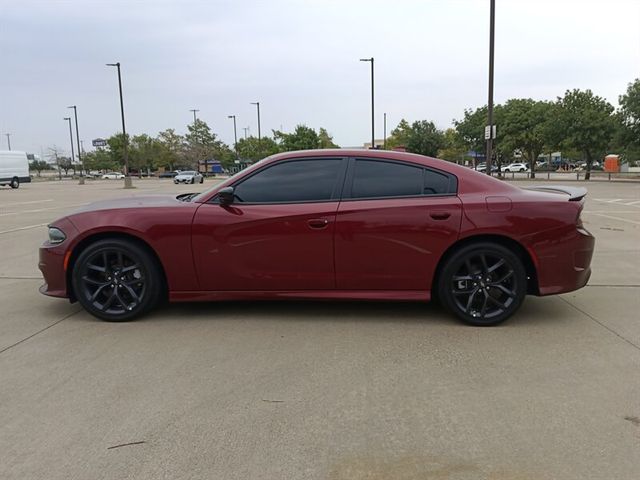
[386,119,412,149]
[454,107,487,166]
[318,128,339,148]
[106,133,129,169]
[83,149,118,172]
[438,128,468,163]
[185,119,234,169]
[58,157,74,176]
[553,89,615,180]
[274,125,321,151]
[157,128,185,170]
[616,79,640,163]
[499,99,553,178]
[29,159,50,176]
[131,134,162,175]
[236,136,281,161]
[404,120,445,157]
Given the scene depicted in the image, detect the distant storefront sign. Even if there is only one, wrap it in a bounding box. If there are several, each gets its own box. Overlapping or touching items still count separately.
[92,138,107,147]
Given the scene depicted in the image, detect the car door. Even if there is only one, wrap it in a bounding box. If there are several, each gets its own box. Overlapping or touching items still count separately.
[334,158,462,291]
[192,157,347,291]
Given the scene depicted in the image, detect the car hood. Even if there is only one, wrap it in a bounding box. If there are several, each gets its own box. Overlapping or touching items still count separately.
[69,194,193,214]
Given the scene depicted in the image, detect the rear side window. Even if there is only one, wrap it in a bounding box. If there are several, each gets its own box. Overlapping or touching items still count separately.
[233,159,343,203]
[350,159,456,199]
[351,160,423,198]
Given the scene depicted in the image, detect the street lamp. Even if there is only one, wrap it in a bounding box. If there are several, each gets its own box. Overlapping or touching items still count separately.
[250,102,261,141]
[63,117,75,171]
[242,126,249,139]
[383,112,387,149]
[67,105,84,183]
[228,115,238,158]
[189,109,199,124]
[485,0,496,176]
[106,62,133,188]
[360,57,375,148]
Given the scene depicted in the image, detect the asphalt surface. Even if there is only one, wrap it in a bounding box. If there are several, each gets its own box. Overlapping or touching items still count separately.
[1,177,639,480]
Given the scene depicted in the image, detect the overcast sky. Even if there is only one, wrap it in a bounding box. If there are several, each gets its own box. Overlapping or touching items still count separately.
[1,0,638,156]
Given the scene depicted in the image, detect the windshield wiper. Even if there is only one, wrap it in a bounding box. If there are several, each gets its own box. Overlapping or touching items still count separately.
[176,193,199,202]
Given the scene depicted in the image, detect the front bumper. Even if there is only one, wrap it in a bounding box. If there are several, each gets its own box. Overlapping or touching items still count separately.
[38,218,79,299]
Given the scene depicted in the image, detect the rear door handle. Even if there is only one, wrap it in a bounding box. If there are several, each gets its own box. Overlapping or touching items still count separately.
[430,211,451,220]
[307,218,330,229]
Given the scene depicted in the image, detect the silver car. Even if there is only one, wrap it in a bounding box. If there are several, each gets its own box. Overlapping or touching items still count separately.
[174,170,204,184]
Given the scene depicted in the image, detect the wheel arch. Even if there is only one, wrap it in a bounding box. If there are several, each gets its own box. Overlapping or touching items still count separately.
[66,231,168,302]
[432,234,539,299]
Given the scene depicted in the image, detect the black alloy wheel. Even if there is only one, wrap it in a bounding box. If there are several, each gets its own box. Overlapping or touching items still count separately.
[72,238,162,321]
[438,243,526,326]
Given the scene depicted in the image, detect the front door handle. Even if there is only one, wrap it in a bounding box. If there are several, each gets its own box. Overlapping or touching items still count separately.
[307,218,329,229]
[430,211,451,220]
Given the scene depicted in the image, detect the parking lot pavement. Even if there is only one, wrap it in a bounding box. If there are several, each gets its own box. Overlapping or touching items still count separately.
[1,179,639,480]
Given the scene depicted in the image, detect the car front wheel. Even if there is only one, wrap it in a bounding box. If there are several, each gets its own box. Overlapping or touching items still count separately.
[72,238,163,321]
[437,242,527,326]
[10,177,19,188]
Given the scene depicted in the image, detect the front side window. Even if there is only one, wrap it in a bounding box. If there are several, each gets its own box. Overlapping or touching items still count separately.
[233,159,343,203]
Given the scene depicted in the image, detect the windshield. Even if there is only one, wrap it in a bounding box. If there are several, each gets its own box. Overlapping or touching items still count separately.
[180,171,196,175]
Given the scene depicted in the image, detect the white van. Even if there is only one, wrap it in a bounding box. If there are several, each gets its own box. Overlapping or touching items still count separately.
[0,151,31,188]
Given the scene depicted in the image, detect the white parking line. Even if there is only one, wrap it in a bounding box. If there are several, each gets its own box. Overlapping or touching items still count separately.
[591,213,640,226]
[0,223,48,235]
[0,203,88,217]
[0,199,54,207]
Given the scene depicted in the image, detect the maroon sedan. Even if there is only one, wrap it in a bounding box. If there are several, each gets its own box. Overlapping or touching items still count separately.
[39,149,594,326]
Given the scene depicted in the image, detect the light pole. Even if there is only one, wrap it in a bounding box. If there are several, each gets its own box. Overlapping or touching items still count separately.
[242,126,249,139]
[63,117,75,171]
[485,0,496,176]
[106,62,133,188]
[190,109,199,124]
[4,133,11,150]
[383,112,387,149]
[67,105,84,183]
[360,57,375,148]
[250,102,261,141]
[228,115,238,158]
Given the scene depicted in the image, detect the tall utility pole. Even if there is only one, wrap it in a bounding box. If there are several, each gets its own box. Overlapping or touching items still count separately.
[250,102,261,141]
[190,109,199,124]
[4,133,11,150]
[359,57,375,148]
[67,105,84,182]
[228,115,238,158]
[383,112,387,149]
[63,117,75,169]
[485,0,496,175]
[106,62,133,188]
[242,126,249,139]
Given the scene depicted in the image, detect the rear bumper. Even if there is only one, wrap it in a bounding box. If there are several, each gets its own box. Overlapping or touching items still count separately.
[532,226,595,296]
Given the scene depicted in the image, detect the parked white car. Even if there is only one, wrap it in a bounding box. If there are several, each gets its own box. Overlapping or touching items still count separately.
[174,170,203,184]
[102,172,125,179]
[0,150,31,188]
[501,163,529,173]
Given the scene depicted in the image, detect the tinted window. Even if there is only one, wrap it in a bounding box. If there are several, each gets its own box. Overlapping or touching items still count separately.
[352,160,423,198]
[423,169,451,195]
[233,159,342,203]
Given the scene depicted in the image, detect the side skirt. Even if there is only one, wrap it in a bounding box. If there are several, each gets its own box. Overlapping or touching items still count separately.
[169,290,431,303]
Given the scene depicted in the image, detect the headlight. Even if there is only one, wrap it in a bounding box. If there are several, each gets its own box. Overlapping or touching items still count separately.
[48,227,66,244]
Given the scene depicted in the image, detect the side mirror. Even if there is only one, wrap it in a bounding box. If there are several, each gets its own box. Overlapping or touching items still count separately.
[218,186,235,205]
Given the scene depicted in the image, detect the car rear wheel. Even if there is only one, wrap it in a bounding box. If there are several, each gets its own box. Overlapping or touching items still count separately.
[200,177,204,184]
[437,242,526,326]
[10,177,19,189]
[72,238,162,321]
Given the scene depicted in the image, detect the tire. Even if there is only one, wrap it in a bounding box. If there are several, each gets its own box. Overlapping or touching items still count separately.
[174,180,178,184]
[200,177,204,184]
[71,238,163,321]
[191,178,195,184]
[519,168,525,172]
[437,242,527,326]
[10,177,19,189]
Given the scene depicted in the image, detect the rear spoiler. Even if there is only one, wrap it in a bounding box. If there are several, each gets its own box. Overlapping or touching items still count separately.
[523,185,587,201]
